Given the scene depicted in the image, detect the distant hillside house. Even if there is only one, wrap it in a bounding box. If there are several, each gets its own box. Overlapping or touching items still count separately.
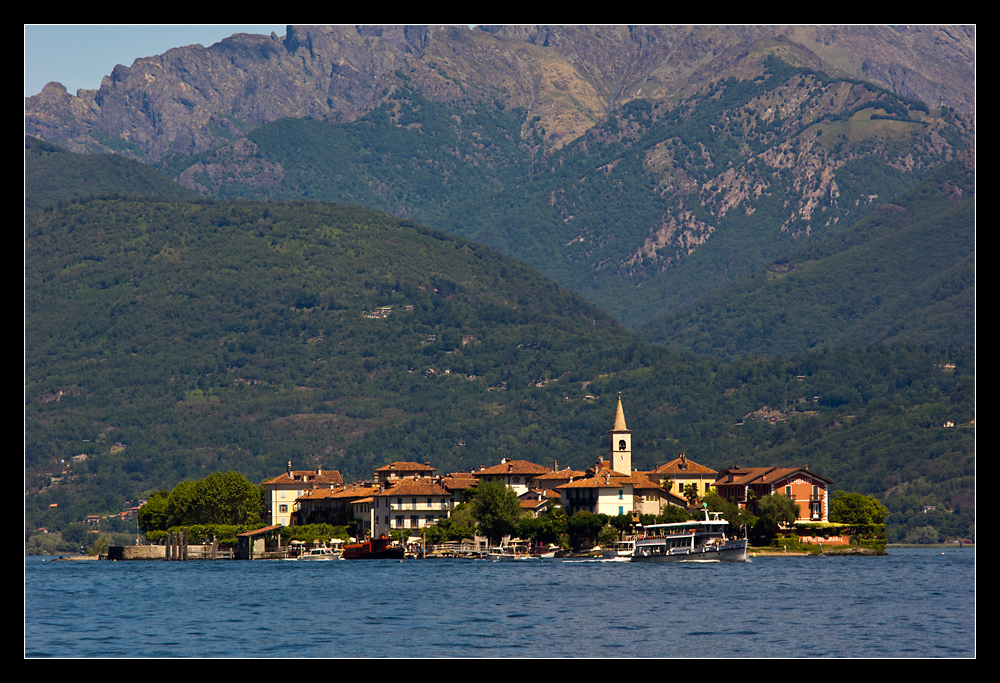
[261,462,344,527]
[713,466,835,522]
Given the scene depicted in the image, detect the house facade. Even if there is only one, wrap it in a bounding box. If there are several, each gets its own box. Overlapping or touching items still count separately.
[473,459,552,496]
[714,465,835,522]
[374,461,437,485]
[557,466,638,517]
[371,477,453,538]
[261,462,344,527]
[644,453,718,503]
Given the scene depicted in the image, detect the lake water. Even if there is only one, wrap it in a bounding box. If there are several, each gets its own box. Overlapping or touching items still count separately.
[24,548,974,658]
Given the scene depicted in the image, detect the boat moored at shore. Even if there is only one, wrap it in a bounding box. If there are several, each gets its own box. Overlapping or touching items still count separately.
[297,545,342,560]
[487,540,534,561]
[342,536,405,560]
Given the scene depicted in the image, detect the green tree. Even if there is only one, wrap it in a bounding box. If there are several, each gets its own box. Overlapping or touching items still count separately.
[192,471,264,526]
[137,490,170,532]
[566,511,605,549]
[61,522,90,548]
[829,491,889,525]
[702,493,754,535]
[470,479,523,546]
[752,494,800,545]
[165,480,200,528]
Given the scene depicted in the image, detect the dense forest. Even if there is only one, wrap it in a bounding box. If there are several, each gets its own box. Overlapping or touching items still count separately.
[24,171,974,545]
[161,58,974,332]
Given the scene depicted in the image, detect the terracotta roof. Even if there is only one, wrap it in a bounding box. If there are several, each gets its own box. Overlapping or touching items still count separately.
[631,478,666,491]
[377,479,451,497]
[297,488,341,500]
[535,468,587,481]
[262,469,344,486]
[556,468,639,489]
[237,525,282,536]
[475,459,551,476]
[715,466,834,487]
[650,455,717,476]
[375,461,437,473]
[329,484,378,499]
[439,473,478,491]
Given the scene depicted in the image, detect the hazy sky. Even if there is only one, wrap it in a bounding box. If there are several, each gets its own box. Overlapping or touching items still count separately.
[24,24,287,98]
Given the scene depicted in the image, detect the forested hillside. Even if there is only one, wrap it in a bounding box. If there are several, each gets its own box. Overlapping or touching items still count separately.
[159,55,974,339]
[637,155,976,356]
[25,189,974,543]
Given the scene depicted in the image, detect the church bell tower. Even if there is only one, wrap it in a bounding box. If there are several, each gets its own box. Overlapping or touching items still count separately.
[608,392,632,474]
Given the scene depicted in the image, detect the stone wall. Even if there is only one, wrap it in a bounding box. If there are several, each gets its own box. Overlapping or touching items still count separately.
[107,545,167,560]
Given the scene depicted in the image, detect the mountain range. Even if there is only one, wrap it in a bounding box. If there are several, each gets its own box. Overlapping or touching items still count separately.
[24,25,975,544]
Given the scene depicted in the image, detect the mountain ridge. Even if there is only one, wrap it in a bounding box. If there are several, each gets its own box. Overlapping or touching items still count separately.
[26,25,974,162]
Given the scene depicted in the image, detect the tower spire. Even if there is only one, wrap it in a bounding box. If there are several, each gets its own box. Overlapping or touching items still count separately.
[613,392,627,431]
[609,392,632,474]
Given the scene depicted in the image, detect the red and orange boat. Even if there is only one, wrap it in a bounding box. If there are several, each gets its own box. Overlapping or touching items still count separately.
[342,535,404,560]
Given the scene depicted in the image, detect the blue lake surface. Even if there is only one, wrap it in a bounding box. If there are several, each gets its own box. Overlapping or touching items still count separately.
[24,548,974,658]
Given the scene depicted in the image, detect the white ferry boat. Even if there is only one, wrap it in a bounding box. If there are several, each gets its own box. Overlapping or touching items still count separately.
[632,510,748,563]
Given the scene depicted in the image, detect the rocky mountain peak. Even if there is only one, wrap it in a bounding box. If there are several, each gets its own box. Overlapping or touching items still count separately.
[25,25,974,162]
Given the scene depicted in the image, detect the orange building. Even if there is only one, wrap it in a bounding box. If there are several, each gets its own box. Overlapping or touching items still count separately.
[713,465,834,522]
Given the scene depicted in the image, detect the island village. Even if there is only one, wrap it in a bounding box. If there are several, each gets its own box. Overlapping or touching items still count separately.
[100,394,865,562]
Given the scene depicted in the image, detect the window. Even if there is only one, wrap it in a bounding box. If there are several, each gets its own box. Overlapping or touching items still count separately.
[279,504,288,513]
[785,485,792,497]
[618,440,627,451]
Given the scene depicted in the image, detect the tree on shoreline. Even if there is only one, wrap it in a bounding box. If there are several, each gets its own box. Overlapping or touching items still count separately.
[470,479,523,546]
[138,471,264,531]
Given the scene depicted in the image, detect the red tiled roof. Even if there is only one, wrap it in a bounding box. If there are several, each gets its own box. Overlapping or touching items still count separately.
[375,461,437,473]
[715,466,834,487]
[535,468,587,481]
[475,459,551,476]
[262,469,344,486]
[377,479,451,497]
[556,468,639,489]
[650,455,717,476]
